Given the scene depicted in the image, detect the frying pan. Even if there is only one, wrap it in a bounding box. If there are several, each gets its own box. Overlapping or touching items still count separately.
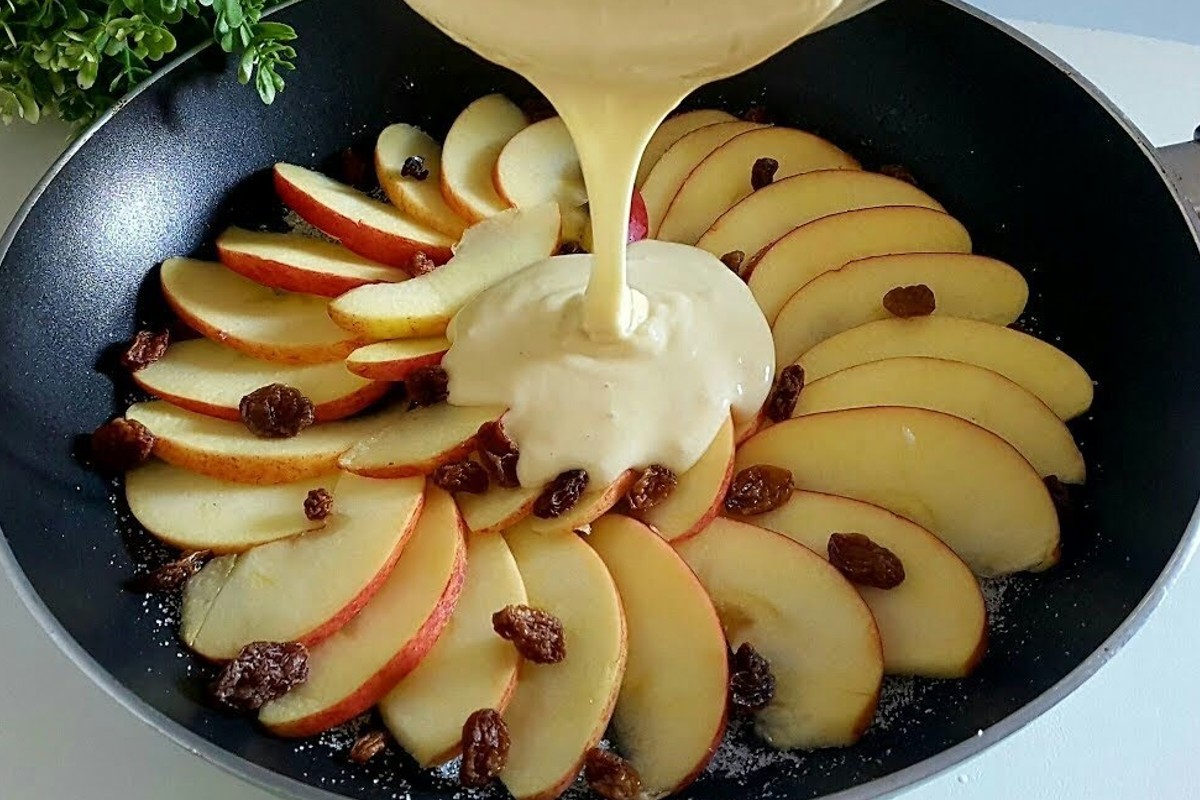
[2,0,1198,798]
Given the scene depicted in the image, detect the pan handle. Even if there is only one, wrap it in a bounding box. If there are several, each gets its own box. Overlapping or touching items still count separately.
[1158,125,1200,215]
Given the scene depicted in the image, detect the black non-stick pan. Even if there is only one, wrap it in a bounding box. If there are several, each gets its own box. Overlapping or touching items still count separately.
[2,1,1198,798]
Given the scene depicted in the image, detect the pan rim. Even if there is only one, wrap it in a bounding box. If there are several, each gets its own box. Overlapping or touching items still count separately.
[0,1,1197,799]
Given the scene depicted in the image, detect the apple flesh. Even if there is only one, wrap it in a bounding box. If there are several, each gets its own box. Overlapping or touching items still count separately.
[795,357,1086,483]
[338,403,506,478]
[380,531,526,766]
[636,109,737,188]
[525,470,638,534]
[638,417,733,542]
[753,490,987,677]
[797,316,1094,420]
[773,252,1029,365]
[588,515,728,795]
[259,486,467,736]
[500,525,627,800]
[440,93,530,223]
[274,163,454,268]
[132,338,387,423]
[676,517,883,750]
[656,126,860,245]
[160,258,365,365]
[180,474,425,660]
[376,123,469,238]
[216,227,406,297]
[735,407,1061,576]
[345,337,450,381]
[455,483,541,534]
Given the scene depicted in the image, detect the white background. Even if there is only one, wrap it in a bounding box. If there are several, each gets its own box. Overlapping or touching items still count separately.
[2,8,1200,800]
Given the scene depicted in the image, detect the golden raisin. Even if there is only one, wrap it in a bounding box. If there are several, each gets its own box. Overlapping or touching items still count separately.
[584,748,643,800]
[729,642,776,715]
[120,329,170,372]
[765,364,805,422]
[751,157,779,190]
[828,532,906,589]
[533,469,589,518]
[493,604,566,664]
[304,488,333,521]
[883,284,936,318]
[433,460,490,494]
[406,366,449,407]
[477,420,520,488]
[720,250,747,278]
[410,250,437,275]
[127,550,211,593]
[624,465,678,514]
[239,384,315,438]
[724,465,794,516]
[348,730,389,764]
[460,709,510,788]
[90,418,155,473]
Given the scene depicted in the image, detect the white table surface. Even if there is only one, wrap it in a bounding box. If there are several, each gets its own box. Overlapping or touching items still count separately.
[3,16,1200,800]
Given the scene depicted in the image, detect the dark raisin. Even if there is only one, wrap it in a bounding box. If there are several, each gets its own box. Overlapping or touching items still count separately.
[477,420,520,488]
[557,240,588,256]
[720,250,747,278]
[492,604,566,664]
[211,641,309,713]
[729,642,776,715]
[121,329,170,372]
[882,284,936,318]
[533,469,589,518]
[724,465,794,516]
[1045,475,1071,511]
[434,460,490,494]
[751,157,779,190]
[766,365,806,422]
[304,488,333,521]
[743,105,773,124]
[400,155,430,181]
[624,465,678,514]
[828,532,906,589]
[460,709,510,788]
[584,748,643,800]
[410,250,437,275]
[127,550,212,593]
[90,418,156,473]
[339,147,376,191]
[348,730,389,764]
[239,384,315,439]
[879,163,919,186]
[406,366,450,408]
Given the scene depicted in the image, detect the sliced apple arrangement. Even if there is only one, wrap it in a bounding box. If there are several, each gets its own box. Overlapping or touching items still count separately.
[87,95,1094,800]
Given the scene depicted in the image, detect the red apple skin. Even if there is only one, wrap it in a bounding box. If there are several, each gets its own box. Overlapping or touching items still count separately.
[346,349,448,381]
[343,438,482,479]
[628,190,649,243]
[273,166,454,269]
[131,376,390,424]
[266,531,468,737]
[216,240,400,297]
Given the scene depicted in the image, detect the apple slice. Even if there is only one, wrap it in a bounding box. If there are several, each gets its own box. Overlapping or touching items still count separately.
[376,124,469,238]
[526,470,638,534]
[132,338,387,422]
[657,126,860,244]
[180,474,425,660]
[274,163,454,267]
[494,117,588,214]
[500,526,627,800]
[641,120,766,236]
[329,203,560,339]
[638,417,734,542]
[636,109,737,188]
[125,461,333,552]
[676,518,883,750]
[753,491,987,677]
[695,169,944,262]
[126,401,403,485]
[345,337,450,381]
[795,357,1085,483]
[380,532,526,766]
[338,403,505,478]
[160,258,365,365]
[797,316,1094,420]
[441,94,530,222]
[259,486,467,736]
[588,515,728,795]
[456,483,541,534]
[773,252,1029,365]
[735,407,1060,576]
[215,227,406,297]
[748,206,973,322]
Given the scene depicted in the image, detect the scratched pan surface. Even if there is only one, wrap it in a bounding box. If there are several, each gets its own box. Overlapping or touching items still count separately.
[1,0,1198,798]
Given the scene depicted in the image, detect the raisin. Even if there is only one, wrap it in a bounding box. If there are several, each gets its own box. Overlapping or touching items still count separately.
[433,460,490,494]
[828,532,906,589]
[339,147,376,191]
[879,163,919,186]
[624,465,678,514]
[120,329,170,372]
[90,418,155,473]
[724,465,794,516]
[720,250,746,278]
[766,365,805,422]
[348,730,389,765]
[410,250,437,275]
[406,365,450,407]
[477,420,521,488]
[1044,475,1071,512]
[128,550,211,593]
[492,604,566,664]
[584,748,643,800]
[729,642,776,715]
[882,284,936,318]
[239,384,315,439]
[533,469,589,518]
[211,641,309,713]
[460,709,510,788]
[751,157,779,191]
[743,105,773,124]
[304,488,333,521]
[557,240,588,256]
[400,155,429,181]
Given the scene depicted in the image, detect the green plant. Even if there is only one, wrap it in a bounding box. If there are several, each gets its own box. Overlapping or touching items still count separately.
[0,0,296,131]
